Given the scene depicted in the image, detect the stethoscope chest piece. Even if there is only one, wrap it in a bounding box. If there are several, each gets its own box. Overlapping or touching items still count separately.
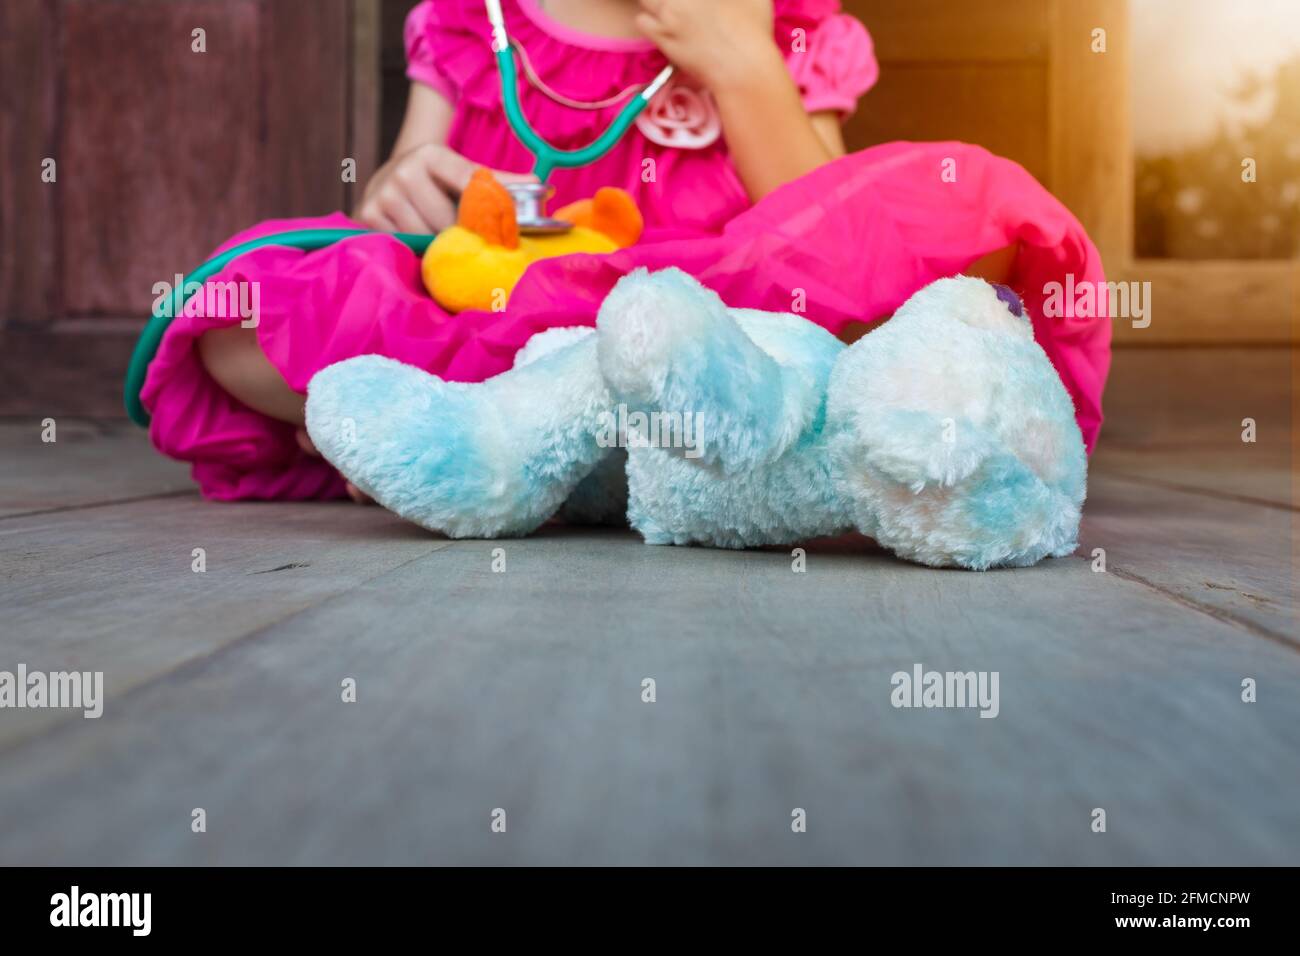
[504,181,573,234]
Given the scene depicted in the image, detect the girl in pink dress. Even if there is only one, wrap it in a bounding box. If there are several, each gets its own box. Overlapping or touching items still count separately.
[141,0,1110,502]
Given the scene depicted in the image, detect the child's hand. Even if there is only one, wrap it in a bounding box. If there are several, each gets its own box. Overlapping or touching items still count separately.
[635,0,778,92]
[636,0,839,202]
[357,144,533,234]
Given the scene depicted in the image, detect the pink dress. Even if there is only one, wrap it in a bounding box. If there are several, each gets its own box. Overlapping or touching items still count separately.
[141,0,1110,501]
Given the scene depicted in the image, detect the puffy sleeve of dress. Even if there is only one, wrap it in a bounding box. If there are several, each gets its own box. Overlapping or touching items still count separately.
[776,0,880,118]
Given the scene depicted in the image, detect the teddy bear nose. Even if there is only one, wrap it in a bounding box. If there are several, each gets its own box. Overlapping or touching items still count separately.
[992,283,1024,317]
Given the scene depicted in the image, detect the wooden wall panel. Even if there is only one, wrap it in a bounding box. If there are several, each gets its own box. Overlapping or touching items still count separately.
[1048,0,1130,264]
[0,0,57,325]
[844,64,1050,186]
[60,0,264,317]
[0,327,140,417]
[848,0,1049,62]
[1111,260,1295,345]
[350,0,383,211]
[263,0,352,217]
[0,0,380,415]
[381,0,421,159]
[382,0,416,65]
[841,0,1052,186]
[57,0,360,318]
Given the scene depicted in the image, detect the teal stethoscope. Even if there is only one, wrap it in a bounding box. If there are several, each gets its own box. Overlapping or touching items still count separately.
[486,0,673,229]
[125,0,670,425]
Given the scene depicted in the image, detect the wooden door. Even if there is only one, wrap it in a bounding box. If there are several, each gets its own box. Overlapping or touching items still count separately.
[0,0,380,416]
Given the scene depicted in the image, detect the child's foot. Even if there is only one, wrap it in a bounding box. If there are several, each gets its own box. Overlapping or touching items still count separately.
[296,427,372,504]
[294,426,318,457]
[344,482,373,505]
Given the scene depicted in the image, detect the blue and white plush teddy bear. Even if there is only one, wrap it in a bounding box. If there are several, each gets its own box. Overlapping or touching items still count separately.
[305,268,1087,569]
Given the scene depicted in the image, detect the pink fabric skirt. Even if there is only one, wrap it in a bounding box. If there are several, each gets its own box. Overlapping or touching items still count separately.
[141,142,1111,500]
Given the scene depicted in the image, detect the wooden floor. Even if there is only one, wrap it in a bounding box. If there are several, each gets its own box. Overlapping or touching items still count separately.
[0,348,1296,865]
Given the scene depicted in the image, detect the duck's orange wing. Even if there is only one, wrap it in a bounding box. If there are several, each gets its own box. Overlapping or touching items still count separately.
[554,187,643,248]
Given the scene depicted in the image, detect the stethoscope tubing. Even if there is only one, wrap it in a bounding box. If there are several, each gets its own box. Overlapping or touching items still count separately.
[123,229,435,427]
[487,0,672,180]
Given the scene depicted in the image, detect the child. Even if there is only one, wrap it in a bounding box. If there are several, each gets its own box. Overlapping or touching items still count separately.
[141,0,1109,501]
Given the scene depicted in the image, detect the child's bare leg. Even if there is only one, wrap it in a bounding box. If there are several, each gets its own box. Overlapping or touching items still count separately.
[962,242,1019,285]
[197,326,371,502]
[836,242,1020,345]
[197,325,305,425]
[837,320,875,345]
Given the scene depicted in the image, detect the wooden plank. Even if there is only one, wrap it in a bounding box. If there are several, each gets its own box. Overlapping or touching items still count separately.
[264,0,352,216]
[0,325,141,418]
[844,0,1049,63]
[1294,345,1300,553]
[1,525,1296,865]
[0,0,56,324]
[1082,469,1295,643]
[0,420,189,518]
[1102,347,1293,449]
[1293,257,1299,341]
[1111,260,1295,345]
[1087,343,1294,632]
[1094,450,1292,511]
[381,0,419,69]
[1048,0,1130,260]
[1097,346,1293,505]
[380,0,420,157]
[380,70,412,160]
[60,0,264,316]
[0,495,448,749]
[845,63,1050,184]
[347,0,383,214]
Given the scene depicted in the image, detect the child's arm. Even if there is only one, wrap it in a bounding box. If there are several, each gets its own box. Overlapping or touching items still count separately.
[635,0,845,201]
[357,83,532,232]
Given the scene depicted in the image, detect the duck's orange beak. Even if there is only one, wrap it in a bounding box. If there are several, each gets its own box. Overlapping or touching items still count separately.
[457,168,519,249]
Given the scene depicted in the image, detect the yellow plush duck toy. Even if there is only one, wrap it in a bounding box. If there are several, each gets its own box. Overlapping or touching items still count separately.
[422,168,643,313]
